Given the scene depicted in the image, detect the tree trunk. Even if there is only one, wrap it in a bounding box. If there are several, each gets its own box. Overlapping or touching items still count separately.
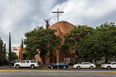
[75,43,78,64]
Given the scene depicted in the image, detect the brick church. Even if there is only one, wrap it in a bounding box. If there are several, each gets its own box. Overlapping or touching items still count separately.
[45,21,75,65]
[19,20,86,65]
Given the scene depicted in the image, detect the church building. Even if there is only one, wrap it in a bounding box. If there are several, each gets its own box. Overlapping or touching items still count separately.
[19,20,87,65]
[44,21,76,65]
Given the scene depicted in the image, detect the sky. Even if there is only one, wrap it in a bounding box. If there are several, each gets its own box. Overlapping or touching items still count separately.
[0,0,116,48]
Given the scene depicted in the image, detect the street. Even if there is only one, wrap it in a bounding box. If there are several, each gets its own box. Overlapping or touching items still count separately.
[0,67,116,77]
[0,72,116,77]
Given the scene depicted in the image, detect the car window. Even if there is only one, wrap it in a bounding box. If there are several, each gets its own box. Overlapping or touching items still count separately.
[55,63,59,65]
[26,61,29,63]
[82,62,90,65]
[87,63,91,65]
[82,63,86,65]
[31,60,36,63]
[59,63,64,65]
[21,60,25,63]
[112,63,116,65]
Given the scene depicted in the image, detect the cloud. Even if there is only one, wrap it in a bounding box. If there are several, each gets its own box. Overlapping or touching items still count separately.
[0,0,57,47]
[50,0,116,27]
[1,0,116,47]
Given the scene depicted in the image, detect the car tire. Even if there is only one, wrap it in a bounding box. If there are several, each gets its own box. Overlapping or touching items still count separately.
[63,66,66,69]
[31,65,35,69]
[77,66,81,69]
[16,65,20,69]
[51,66,53,69]
[90,66,94,69]
[107,66,111,69]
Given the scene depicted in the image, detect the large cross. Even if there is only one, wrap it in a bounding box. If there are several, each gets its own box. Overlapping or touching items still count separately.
[52,8,64,70]
[52,8,64,25]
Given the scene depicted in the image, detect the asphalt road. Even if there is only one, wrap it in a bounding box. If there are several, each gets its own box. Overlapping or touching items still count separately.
[0,66,116,71]
[0,72,116,77]
[0,67,116,77]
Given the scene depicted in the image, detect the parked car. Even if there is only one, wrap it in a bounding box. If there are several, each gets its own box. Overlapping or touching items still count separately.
[0,60,9,66]
[14,60,39,69]
[73,62,96,69]
[101,62,116,69]
[48,63,69,69]
[10,60,18,66]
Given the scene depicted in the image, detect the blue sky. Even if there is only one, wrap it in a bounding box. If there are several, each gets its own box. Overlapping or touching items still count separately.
[0,0,116,47]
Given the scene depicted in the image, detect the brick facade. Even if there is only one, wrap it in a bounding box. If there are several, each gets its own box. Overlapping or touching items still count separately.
[45,21,75,65]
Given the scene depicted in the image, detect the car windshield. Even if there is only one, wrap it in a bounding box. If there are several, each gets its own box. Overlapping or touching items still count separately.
[55,63,60,65]
[82,62,91,65]
[55,63,65,65]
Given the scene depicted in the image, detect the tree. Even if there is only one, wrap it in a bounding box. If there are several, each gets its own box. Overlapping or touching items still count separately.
[78,22,116,63]
[10,52,18,60]
[21,38,23,48]
[24,26,62,64]
[63,26,94,63]
[0,37,6,62]
[8,32,12,63]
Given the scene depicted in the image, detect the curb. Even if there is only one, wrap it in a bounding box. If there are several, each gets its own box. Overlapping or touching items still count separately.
[0,70,116,73]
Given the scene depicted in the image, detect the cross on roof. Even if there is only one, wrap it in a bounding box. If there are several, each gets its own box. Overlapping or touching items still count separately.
[52,8,64,22]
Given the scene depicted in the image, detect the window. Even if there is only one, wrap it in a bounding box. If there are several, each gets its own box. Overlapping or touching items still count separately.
[31,60,36,63]
[26,61,29,63]
[21,60,25,63]
[60,63,65,65]
[112,63,116,65]
[82,62,90,65]
[56,63,60,65]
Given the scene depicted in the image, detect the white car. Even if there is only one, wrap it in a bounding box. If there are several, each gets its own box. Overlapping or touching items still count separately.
[101,62,116,69]
[73,62,96,69]
[14,60,39,69]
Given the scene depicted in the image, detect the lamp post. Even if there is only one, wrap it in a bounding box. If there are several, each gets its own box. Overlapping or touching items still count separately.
[52,8,64,70]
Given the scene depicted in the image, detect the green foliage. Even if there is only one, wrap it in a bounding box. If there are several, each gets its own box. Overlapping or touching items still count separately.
[0,37,6,62]
[21,38,23,48]
[62,25,94,63]
[24,26,62,63]
[78,22,116,62]
[10,52,18,60]
[63,26,94,54]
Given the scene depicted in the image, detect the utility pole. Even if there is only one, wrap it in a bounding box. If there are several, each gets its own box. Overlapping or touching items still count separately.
[9,32,11,65]
[52,8,64,70]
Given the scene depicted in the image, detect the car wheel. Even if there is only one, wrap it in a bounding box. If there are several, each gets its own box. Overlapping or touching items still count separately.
[51,66,53,69]
[16,65,20,69]
[63,66,66,69]
[77,66,81,69]
[90,66,94,69]
[107,66,111,69]
[31,65,35,68]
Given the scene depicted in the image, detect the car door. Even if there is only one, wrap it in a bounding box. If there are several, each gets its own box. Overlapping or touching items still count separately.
[52,63,56,68]
[20,60,25,67]
[25,60,30,67]
[81,63,86,68]
[111,63,116,68]
[86,63,91,68]
[59,63,64,68]
[81,62,90,68]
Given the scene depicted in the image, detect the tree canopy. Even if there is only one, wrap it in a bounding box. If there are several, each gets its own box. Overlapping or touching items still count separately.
[24,26,62,64]
[78,22,116,63]
[10,52,18,60]
[0,37,6,62]
[62,25,94,63]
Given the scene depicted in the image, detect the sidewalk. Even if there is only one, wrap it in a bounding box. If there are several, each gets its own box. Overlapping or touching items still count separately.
[0,66,13,69]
